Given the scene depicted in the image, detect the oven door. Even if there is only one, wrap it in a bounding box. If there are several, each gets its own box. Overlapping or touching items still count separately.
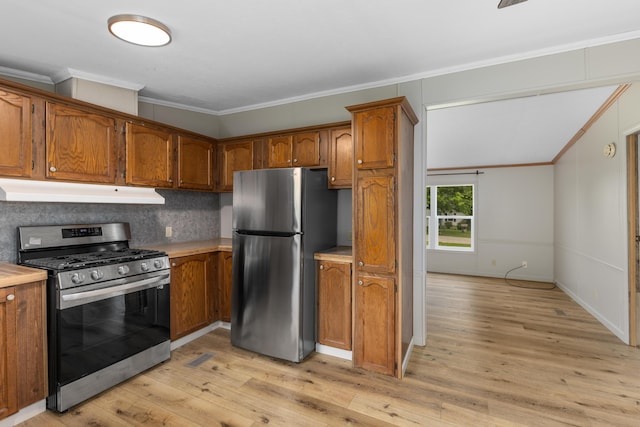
[52,271,170,392]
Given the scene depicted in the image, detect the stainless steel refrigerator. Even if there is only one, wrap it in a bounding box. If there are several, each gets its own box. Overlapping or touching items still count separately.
[231,167,337,362]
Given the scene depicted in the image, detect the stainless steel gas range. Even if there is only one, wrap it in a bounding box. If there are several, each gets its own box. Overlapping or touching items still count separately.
[17,223,171,412]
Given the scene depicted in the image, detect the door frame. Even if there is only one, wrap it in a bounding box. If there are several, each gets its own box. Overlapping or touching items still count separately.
[627,133,638,347]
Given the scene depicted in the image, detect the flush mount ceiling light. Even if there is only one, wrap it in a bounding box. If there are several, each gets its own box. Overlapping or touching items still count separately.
[108,14,171,47]
[498,0,528,8]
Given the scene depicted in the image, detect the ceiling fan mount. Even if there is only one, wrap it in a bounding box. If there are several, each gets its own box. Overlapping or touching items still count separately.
[498,0,528,9]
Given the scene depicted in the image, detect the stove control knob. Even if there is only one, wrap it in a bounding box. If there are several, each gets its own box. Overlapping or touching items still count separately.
[117,265,130,275]
[140,262,150,272]
[90,270,104,281]
[153,259,164,269]
[71,272,86,284]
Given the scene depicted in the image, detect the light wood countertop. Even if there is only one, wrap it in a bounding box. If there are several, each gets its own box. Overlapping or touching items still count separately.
[0,262,48,288]
[142,238,232,258]
[314,246,352,263]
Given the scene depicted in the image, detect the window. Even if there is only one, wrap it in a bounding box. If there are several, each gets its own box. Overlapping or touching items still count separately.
[426,184,474,251]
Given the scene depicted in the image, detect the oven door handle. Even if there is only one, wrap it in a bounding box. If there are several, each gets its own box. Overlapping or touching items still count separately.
[60,273,169,309]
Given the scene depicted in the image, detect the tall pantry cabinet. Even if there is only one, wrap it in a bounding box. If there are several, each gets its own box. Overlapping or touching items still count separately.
[347,97,417,378]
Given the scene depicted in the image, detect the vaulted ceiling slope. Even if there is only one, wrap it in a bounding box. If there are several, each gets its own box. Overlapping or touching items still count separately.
[0,1,639,114]
[426,85,620,170]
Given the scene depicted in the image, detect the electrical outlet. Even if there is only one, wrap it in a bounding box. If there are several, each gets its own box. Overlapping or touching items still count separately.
[521,260,527,268]
[165,226,172,238]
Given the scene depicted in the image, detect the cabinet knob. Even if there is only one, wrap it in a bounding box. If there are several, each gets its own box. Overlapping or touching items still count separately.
[331,177,336,182]
[319,264,324,270]
[358,281,363,286]
[357,159,363,164]
[6,294,15,301]
[287,159,291,163]
[168,179,173,183]
[49,166,57,172]
[293,159,298,163]
[358,261,364,267]
[171,263,176,267]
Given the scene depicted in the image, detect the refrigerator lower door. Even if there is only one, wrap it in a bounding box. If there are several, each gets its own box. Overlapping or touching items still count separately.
[231,231,306,362]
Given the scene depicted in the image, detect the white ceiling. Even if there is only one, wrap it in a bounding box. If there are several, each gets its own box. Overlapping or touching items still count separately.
[1,1,639,168]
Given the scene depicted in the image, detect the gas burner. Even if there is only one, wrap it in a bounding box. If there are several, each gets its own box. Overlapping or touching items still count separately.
[22,248,165,271]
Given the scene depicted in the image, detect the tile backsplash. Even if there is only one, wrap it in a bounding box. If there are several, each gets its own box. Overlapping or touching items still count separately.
[0,189,220,263]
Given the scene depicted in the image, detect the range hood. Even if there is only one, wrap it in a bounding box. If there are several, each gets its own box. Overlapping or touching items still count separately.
[0,178,165,204]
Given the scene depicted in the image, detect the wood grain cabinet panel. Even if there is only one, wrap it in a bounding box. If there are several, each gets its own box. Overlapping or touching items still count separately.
[177,135,214,190]
[0,287,18,420]
[353,106,395,170]
[125,122,174,188]
[292,131,320,167]
[317,261,352,350]
[0,281,46,421]
[219,140,254,192]
[0,89,32,178]
[353,275,395,375]
[217,252,233,323]
[46,102,117,183]
[328,126,352,188]
[355,173,396,274]
[267,135,293,168]
[170,254,214,340]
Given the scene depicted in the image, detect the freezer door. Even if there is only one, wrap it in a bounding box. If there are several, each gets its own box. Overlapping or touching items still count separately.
[233,168,302,233]
[231,232,307,362]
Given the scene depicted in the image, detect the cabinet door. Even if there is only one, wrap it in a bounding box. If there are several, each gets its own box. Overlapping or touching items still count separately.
[177,135,214,190]
[328,127,352,188]
[317,261,352,350]
[170,254,212,340]
[46,102,117,183]
[126,122,174,188]
[353,275,395,376]
[0,287,17,420]
[355,173,396,273]
[354,106,395,169]
[15,281,46,408]
[267,135,292,168]
[219,141,254,191]
[292,131,320,167]
[0,89,32,178]
[219,252,233,322]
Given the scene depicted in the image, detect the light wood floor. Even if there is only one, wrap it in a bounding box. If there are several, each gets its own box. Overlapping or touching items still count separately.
[19,273,640,426]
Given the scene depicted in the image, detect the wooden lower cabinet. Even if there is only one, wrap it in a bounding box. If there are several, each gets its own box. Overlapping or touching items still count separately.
[316,261,352,350]
[0,287,18,420]
[169,253,215,340]
[218,252,233,323]
[0,281,46,421]
[353,275,395,376]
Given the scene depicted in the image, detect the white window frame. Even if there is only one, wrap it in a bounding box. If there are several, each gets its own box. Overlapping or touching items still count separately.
[426,184,475,252]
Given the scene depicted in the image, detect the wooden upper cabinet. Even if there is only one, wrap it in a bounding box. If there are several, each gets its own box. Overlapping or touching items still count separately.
[292,131,320,167]
[46,102,117,183]
[267,135,293,168]
[0,287,18,420]
[125,122,174,188]
[0,89,32,178]
[353,275,395,376]
[267,132,322,168]
[177,135,214,190]
[219,140,254,192]
[355,173,396,274]
[353,106,395,169]
[328,126,352,188]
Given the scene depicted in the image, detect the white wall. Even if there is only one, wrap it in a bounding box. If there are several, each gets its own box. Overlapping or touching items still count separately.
[427,166,554,282]
[554,84,640,344]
